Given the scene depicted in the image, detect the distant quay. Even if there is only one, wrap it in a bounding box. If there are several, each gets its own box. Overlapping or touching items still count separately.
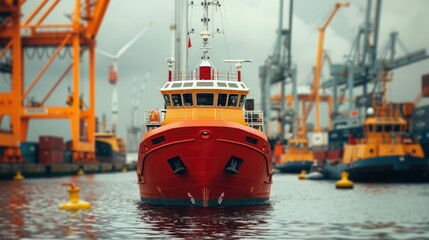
[0,162,137,180]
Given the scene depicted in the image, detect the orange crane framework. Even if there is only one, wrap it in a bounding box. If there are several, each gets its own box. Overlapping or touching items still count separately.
[303,2,349,135]
[0,0,110,163]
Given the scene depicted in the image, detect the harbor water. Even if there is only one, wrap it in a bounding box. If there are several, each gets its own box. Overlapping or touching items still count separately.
[1,172,429,239]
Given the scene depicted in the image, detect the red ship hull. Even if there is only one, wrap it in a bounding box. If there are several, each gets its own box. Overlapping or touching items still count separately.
[137,120,273,207]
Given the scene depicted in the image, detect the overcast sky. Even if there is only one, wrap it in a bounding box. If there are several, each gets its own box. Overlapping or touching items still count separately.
[4,0,428,145]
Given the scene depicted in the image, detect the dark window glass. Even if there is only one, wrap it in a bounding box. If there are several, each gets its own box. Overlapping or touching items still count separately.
[163,95,171,107]
[171,94,182,106]
[239,95,246,107]
[228,94,238,107]
[196,93,214,106]
[384,125,392,132]
[183,93,193,106]
[217,93,227,106]
[375,125,382,132]
[393,125,401,132]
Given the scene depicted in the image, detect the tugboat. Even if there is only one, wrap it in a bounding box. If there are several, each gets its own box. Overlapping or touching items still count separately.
[95,132,126,164]
[136,0,272,207]
[276,118,314,173]
[323,72,429,182]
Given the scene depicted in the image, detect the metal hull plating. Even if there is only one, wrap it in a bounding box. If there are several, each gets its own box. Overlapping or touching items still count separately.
[323,155,429,182]
[276,161,313,173]
[137,120,273,207]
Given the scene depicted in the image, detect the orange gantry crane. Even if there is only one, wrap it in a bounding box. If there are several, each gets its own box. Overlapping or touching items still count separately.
[0,0,110,163]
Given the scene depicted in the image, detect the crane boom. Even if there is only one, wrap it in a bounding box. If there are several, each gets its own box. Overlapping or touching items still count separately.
[304,2,349,133]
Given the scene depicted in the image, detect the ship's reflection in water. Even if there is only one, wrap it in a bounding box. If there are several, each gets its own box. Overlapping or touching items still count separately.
[136,203,272,239]
[1,172,429,239]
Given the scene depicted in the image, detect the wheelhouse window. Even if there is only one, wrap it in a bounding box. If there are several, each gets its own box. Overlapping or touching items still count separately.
[375,124,382,132]
[217,93,227,106]
[171,94,182,106]
[196,93,214,106]
[228,94,238,107]
[163,94,171,107]
[239,95,246,107]
[183,93,193,106]
[384,124,402,132]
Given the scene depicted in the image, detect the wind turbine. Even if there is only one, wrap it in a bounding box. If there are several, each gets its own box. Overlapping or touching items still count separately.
[97,22,153,134]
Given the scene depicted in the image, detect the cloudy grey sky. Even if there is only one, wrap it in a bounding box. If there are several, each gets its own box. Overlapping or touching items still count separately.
[5,0,429,143]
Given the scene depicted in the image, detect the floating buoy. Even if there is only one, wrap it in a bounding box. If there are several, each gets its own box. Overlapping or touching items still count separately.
[77,168,85,176]
[13,171,24,181]
[335,171,354,189]
[122,166,127,173]
[59,182,92,211]
[298,170,306,180]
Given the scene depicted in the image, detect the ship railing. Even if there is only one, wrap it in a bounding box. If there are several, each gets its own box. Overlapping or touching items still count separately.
[245,110,264,130]
[170,70,240,82]
[144,109,264,130]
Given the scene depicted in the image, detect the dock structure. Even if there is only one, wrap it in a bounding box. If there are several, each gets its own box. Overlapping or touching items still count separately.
[0,162,136,180]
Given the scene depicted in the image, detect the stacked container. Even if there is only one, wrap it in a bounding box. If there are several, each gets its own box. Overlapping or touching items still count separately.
[328,126,364,149]
[412,105,429,158]
[20,142,39,163]
[38,136,64,163]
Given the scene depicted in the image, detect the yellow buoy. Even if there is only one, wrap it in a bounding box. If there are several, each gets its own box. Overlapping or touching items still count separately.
[298,170,306,180]
[335,171,354,189]
[59,182,92,211]
[77,168,85,176]
[13,171,24,181]
[122,166,127,172]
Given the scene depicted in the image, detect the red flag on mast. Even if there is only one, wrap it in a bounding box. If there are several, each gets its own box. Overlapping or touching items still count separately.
[188,36,192,48]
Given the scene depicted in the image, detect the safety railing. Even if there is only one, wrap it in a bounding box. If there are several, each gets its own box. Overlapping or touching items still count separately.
[170,70,239,82]
[245,110,264,130]
[144,109,265,131]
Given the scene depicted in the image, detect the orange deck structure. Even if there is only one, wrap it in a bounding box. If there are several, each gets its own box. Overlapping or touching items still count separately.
[0,0,110,163]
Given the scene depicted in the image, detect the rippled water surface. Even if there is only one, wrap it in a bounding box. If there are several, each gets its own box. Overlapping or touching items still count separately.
[1,172,429,239]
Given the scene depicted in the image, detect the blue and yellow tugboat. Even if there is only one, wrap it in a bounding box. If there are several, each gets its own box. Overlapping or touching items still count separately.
[323,73,429,182]
[276,117,314,173]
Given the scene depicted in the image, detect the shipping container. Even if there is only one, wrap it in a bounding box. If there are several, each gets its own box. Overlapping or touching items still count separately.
[39,136,64,151]
[64,150,72,163]
[328,142,344,150]
[414,130,429,144]
[422,74,429,97]
[20,142,38,155]
[38,150,64,164]
[65,140,73,151]
[389,102,415,118]
[355,93,382,108]
[412,105,429,120]
[422,144,429,158]
[412,119,429,131]
[329,127,364,144]
[313,150,327,163]
[327,150,343,160]
[312,132,328,146]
